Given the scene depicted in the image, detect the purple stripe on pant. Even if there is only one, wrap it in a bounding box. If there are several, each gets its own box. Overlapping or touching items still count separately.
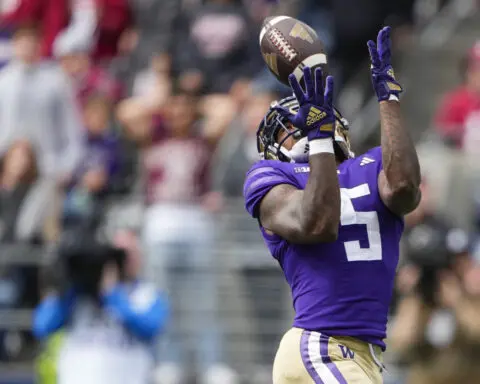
[300,330,324,384]
[319,334,348,384]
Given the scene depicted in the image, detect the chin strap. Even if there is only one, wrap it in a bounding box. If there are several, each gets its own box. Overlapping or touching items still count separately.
[270,136,354,163]
[287,137,309,163]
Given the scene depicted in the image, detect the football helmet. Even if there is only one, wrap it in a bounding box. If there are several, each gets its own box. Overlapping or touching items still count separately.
[257,95,354,162]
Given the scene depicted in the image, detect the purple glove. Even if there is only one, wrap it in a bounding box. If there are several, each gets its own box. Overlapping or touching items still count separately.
[275,66,335,141]
[368,26,403,102]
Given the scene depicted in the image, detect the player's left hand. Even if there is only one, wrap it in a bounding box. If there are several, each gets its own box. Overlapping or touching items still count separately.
[367,26,403,102]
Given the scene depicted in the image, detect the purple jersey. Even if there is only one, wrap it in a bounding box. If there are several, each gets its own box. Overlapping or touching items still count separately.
[243,147,403,349]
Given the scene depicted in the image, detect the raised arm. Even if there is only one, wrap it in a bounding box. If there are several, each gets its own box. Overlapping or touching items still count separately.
[368,27,421,216]
[258,67,341,243]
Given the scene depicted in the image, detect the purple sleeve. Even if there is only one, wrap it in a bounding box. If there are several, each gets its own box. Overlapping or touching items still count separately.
[243,163,296,218]
[367,146,384,175]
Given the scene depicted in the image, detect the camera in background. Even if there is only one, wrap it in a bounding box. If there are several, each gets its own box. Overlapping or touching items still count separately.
[45,228,126,299]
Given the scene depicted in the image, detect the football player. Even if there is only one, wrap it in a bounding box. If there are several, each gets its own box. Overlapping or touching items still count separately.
[243,27,421,384]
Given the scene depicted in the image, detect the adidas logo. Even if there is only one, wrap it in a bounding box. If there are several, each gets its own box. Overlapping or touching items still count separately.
[306,107,326,126]
[360,156,375,166]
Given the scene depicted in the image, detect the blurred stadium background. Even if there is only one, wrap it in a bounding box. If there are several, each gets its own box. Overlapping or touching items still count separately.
[0,0,478,383]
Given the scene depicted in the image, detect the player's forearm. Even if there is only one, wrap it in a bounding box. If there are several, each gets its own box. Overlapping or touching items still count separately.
[301,149,340,240]
[380,101,421,208]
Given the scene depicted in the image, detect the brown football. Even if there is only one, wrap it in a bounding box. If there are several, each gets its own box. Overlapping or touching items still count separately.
[259,16,328,86]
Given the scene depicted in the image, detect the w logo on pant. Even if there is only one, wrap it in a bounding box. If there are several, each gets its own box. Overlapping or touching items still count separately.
[339,345,355,359]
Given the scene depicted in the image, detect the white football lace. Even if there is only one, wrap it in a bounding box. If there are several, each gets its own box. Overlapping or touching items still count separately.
[268,28,297,62]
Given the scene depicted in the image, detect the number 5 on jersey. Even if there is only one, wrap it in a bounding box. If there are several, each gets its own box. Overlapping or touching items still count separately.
[340,184,382,262]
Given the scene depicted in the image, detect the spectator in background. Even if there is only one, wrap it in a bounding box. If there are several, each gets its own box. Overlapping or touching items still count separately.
[125,0,180,74]
[390,250,480,384]
[392,179,471,309]
[0,23,83,241]
[242,0,277,25]
[55,38,123,108]
[1,0,132,63]
[389,179,480,384]
[112,228,142,281]
[112,0,178,95]
[0,140,37,240]
[94,0,132,63]
[35,228,145,384]
[54,0,97,61]
[33,229,168,384]
[119,91,237,384]
[174,0,261,95]
[0,0,96,59]
[0,0,69,58]
[62,94,120,230]
[435,41,480,151]
[0,0,16,68]
[131,54,172,113]
[213,92,276,196]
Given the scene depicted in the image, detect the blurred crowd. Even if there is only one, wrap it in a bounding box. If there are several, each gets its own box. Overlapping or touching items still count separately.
[0,0,477,383]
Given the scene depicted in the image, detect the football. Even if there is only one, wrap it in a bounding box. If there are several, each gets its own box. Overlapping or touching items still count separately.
[259,16,328,86]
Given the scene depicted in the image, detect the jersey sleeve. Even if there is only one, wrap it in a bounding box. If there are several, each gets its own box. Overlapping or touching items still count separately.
[366,146,384,176]
[243,163,296,219]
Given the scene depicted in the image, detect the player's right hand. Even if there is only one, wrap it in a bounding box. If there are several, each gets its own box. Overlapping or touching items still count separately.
[274,66,335,142]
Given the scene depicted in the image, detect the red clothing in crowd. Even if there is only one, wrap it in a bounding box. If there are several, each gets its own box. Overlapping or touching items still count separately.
[94,0,132,61]
[435,86,480,148]
[143,120,211,206]
[1,0,69,58]
[76,65,124,106]
[1,0,132,60]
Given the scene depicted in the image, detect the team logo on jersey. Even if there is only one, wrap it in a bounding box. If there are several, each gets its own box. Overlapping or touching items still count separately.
[263,53,280,76]
[306,107,326,126]
[339,345,355,359]
[293,167,341,174]
[289,22,314,43]
[294,167,340,174]
[360,156,375,166]
[294,166,310,173]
